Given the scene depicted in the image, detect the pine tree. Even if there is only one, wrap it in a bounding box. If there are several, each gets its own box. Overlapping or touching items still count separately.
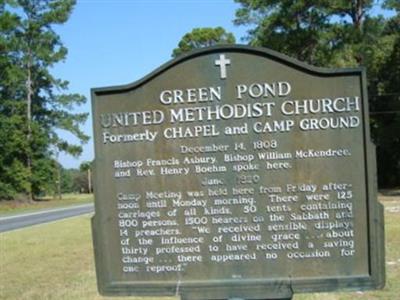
[0,0,88,200]
[234,0,400,187]
[172,27,236,58]
[233,0,380,66]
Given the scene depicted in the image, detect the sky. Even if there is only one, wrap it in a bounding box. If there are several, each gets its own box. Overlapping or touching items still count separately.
[53,0,248,168]
[53,0,395,169]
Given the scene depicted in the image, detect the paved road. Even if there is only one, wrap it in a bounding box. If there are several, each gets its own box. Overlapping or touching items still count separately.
[0,203,94,233]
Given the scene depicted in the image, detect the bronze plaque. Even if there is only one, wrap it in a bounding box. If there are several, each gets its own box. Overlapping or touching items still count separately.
[91,46,384,299]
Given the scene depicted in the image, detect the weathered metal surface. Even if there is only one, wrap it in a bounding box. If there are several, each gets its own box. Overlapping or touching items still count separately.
[91,45,384,299]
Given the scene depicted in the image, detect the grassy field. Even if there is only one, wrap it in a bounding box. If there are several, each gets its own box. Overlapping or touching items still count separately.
[0,196,399,300]
[0,193,93,216]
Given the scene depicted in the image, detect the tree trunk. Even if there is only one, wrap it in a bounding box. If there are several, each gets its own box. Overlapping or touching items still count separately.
[351,0,364,31]
[88,168,92,193]
[26,54,33,202]
[57,160,62,200]
[352,0,365,64]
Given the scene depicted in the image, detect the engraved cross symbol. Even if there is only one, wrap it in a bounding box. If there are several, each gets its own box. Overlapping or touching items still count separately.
[215,54,231,79]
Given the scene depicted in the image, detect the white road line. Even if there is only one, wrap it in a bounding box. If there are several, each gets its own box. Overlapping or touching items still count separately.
[0,203,94,221]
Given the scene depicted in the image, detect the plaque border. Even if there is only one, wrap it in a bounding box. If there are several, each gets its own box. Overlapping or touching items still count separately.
[91,45,385,299]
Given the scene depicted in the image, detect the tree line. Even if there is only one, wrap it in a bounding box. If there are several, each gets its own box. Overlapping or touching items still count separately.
[0,1,399,201]
[1,0,88,200]
[58,161,93,196]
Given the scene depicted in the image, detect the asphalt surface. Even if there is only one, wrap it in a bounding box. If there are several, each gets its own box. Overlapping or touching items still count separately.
[0,203,94,233]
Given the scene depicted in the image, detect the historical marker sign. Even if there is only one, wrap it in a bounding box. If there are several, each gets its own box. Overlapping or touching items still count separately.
[91,46,384,299]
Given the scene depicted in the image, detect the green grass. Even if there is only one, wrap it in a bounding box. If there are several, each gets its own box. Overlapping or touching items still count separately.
[0,215,167,300]
[0,193,93,216]
[0,198,399,300]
